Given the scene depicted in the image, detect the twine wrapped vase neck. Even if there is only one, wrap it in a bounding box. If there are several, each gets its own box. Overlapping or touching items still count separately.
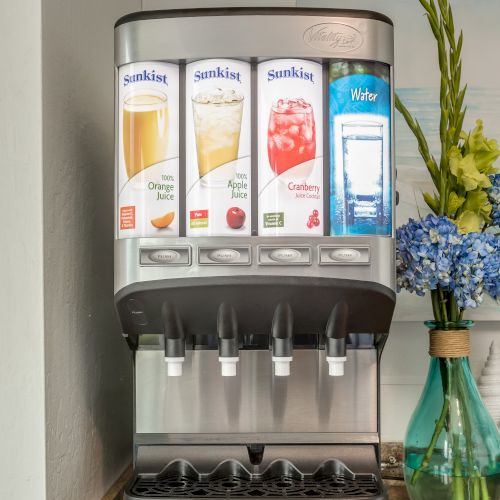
[424,319,474,358]
[428,329,470,358]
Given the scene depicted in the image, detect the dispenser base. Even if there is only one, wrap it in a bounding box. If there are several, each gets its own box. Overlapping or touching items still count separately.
[123,457,385,499]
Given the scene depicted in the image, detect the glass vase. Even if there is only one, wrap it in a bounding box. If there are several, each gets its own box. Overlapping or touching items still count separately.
[404,321,500,500]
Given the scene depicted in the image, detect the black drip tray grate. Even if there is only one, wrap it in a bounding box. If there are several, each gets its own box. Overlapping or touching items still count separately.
[128,459,382,498]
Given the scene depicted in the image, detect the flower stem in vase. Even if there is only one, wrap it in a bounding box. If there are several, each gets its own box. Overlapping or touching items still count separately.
[452,432,465,500]
[410,357,451,486]
[431,289,442,323]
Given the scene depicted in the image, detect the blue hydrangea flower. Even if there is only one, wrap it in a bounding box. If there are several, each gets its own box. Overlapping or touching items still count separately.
[396,213,500,308]
[396,215,461,297]
[488,174,500,227]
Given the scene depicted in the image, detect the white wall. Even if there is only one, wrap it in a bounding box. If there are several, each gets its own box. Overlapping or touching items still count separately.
[0,1,46,498]
[41,1,140,499]
[0,0,45,499]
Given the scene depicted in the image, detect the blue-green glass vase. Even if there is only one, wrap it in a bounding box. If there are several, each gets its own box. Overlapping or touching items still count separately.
[404,321,500,500]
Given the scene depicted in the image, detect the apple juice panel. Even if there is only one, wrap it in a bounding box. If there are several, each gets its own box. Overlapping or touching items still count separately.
[185,59,251,236]
[329,61,392,236]
[258,59,323,236]
[117,62,179,238]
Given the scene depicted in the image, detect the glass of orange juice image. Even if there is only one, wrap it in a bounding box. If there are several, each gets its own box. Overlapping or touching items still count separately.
[192,88,243,186]
[123,90,169,179]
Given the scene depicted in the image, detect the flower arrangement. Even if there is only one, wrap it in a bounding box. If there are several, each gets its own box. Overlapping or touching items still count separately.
[396,0,500,322]
[395,1,500,499]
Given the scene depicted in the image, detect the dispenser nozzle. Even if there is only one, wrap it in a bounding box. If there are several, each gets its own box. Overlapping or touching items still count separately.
[325,302,349,377]
[272,302,293,377]
[162,302,185,377]
[217,302,239,377]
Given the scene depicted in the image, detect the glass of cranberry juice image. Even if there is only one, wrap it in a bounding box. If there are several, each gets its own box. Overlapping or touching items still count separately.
[267,98,316,176]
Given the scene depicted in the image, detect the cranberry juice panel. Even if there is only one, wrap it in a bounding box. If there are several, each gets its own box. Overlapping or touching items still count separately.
[258,60,323,236]
[185,59,251,236]
[268,99,316,176]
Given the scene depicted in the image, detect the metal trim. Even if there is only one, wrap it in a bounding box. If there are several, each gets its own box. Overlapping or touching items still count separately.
[115,13,394,66]
[135,433,380,445]
[115,7,394,28]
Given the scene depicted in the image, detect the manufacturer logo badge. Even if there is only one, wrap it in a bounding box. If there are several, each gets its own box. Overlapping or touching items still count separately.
[303,23,363,53]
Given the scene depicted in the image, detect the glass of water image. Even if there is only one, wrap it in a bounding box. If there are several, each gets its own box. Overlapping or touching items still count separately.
[341,121,384,231]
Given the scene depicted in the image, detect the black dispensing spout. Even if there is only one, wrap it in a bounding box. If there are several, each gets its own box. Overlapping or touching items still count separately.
[271,302,294,377]
[217,302,239,377]
[162,301,185,377]
[325,301,349,377]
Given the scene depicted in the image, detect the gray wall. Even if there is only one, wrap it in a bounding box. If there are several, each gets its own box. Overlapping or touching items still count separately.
[42,0,139,498]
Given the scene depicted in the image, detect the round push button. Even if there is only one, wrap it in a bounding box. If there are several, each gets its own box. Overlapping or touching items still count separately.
[149,249,181,264]
[208,248,241,263]
[269,248,301,262]
[329,248,361,262]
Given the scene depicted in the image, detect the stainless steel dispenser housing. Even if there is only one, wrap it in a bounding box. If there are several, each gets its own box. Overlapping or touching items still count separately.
[115,8,395,499]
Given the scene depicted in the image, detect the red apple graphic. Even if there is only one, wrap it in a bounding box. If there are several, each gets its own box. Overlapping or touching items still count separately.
[226,207,246,229]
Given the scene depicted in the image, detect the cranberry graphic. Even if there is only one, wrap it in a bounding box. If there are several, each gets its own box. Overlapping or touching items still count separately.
[226,207,246,229]
[312,209,319,217]
[307,220,314,229]
[313,217,320,227]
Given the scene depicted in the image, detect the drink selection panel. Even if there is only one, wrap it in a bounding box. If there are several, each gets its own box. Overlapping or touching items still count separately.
[186,59,251,237]
[116,59,393,240]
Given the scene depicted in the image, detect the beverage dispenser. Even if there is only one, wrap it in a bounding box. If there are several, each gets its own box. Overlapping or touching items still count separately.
[114,7,396,499]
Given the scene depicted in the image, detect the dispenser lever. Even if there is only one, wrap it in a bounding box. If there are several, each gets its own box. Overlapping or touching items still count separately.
[162,302,185,376]
[217,302,239,377]
[272,302,293,376]
[325,302,349,376]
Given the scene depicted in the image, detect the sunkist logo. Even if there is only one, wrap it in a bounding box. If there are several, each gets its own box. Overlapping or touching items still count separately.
[303,23,363,52]
[123,69,168,86]
[267,65,315,83]
[194,66,241,83]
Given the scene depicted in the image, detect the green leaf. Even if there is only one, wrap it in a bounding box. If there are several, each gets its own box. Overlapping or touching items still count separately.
[455,210,483,233]
[423,192,440,214]
[447,191,465,215]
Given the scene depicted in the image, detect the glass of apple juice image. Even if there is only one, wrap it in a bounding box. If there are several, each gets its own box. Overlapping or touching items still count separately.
[192,88,243,187]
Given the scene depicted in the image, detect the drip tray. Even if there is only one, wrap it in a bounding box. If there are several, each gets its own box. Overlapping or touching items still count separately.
[126,459,383,498]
